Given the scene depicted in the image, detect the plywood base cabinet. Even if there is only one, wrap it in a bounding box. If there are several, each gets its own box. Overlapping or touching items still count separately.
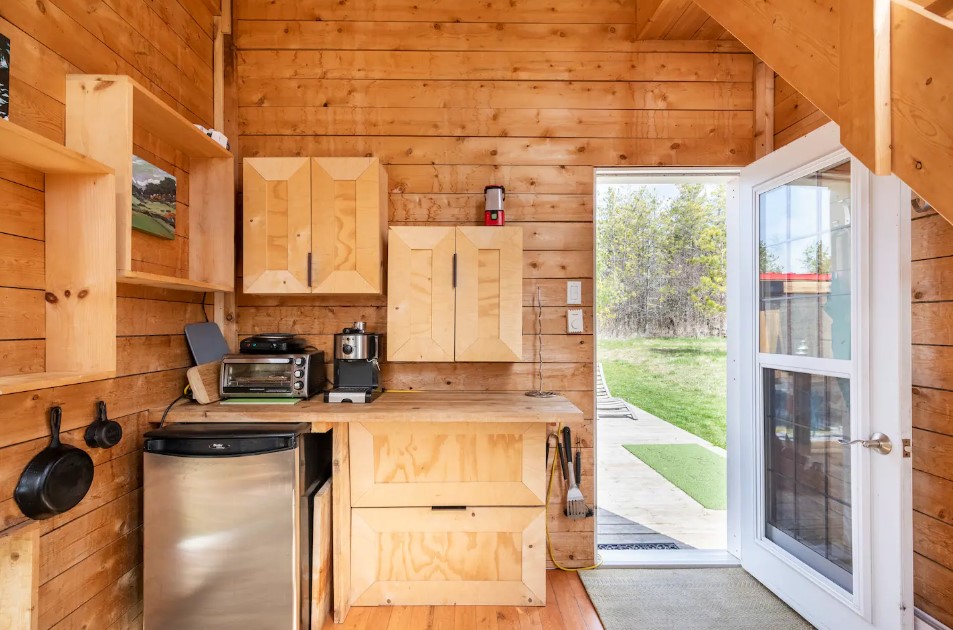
[350,507,546,607]
[347,422,546,609]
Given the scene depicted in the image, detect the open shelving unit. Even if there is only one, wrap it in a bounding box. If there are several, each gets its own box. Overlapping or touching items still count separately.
[65,75,235,293]
[0,119,117,395]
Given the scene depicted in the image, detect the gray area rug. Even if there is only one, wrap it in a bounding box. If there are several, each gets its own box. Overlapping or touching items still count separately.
[580,568,815,630]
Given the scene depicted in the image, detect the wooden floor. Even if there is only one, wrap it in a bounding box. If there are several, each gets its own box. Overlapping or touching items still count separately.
[321,570,604,629]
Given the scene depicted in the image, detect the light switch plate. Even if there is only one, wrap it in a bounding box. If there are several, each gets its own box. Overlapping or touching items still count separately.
[567,309,584,334]
[567,281,582,305]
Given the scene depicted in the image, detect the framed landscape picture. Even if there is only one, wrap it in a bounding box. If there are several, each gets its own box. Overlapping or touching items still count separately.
[1,33,9,120]
[132,156,176,240]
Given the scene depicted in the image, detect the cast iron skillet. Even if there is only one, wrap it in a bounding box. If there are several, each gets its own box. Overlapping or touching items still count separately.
[15,406,94,520]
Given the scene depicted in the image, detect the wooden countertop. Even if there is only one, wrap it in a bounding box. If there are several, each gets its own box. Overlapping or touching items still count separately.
[151,391,583,429]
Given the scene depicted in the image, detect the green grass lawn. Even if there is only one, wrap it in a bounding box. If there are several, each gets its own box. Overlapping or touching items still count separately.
[599,337,727,448]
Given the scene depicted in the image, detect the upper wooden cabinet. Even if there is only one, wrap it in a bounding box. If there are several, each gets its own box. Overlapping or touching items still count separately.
[455,227,524,362]
[311,158,387,294]
[387,226,522,362]
[243,158,312,294]
[387,227,456,362]
[243,157,387,294]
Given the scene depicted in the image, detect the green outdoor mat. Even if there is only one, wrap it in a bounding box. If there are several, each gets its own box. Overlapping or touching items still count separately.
[623,443,727,510]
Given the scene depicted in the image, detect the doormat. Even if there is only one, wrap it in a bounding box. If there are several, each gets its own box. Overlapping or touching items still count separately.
[598,543,680,550]
[579,568,815,630]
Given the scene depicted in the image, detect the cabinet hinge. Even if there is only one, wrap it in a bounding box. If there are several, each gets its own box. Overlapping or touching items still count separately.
[903,438,912,459]
[452,253,457,288]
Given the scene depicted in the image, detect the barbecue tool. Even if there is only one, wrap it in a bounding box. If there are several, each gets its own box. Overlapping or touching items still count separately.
[562,427,585,518]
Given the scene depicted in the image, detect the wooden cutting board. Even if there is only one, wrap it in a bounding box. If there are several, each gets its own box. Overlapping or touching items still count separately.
[187,361,221,404]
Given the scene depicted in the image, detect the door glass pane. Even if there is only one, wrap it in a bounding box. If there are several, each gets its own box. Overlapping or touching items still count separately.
[764,368,852,592]
[759,160,851,358]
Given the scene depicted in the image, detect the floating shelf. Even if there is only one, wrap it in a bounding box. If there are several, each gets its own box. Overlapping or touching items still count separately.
[66,75,235,293]
[118,270,230,292]
[0,119,117,395]
[0,371,117,396]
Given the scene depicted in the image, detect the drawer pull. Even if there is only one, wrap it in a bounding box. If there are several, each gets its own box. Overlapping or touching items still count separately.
[431,505,466,510]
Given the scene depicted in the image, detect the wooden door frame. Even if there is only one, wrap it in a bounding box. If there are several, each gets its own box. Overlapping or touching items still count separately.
[592,166,741,568]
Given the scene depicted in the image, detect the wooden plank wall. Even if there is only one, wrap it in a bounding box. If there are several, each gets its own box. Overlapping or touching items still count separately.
[0,0,217,626]
[773,74,830,149]
[911,201,953,628]
[231,0,754,568]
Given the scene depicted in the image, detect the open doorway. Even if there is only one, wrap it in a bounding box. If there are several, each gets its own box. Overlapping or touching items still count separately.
[594,168,739,565]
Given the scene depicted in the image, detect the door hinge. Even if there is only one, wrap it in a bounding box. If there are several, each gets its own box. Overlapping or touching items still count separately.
[902,438,912,458]
[452,253,457,288]
[307,252,313,287]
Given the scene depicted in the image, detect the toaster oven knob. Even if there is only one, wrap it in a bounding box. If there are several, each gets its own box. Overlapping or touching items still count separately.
[294,369,304,378]
[294,357,305,366]
[342,344,354,355]
[293,381,304,390]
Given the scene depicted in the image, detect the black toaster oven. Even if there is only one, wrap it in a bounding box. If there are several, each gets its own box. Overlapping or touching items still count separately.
[219,352,324,399]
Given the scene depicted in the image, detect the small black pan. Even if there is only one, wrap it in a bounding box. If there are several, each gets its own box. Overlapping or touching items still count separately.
[15,406,94,520]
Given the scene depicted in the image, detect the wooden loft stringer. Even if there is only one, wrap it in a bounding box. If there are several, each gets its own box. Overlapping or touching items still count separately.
[692,0,953,222]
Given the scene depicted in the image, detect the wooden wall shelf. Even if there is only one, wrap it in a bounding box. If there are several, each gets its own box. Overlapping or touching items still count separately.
[0,119,117,395]
[65,75,234,293]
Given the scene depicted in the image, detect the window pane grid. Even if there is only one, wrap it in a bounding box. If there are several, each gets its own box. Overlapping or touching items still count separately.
[763,368,853,589]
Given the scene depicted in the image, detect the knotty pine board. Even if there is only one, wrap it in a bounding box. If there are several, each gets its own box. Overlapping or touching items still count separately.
[233,5,756,567]
[238,78,753,111]
[773,75,830,149]
[234,21,745,53]
[0,1,218,627]
[236,0,642,23]
[239,108,754,140]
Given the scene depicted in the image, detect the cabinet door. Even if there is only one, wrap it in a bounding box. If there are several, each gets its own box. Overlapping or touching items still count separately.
[350,507,545,607]
[243,158,312,294]
[349,422,547,507]
[311,158,386,294]
[454,227,523,361]
[386,227,455,361]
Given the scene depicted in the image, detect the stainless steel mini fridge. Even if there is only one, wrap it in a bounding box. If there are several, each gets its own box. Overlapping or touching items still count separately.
[143,423,329,630]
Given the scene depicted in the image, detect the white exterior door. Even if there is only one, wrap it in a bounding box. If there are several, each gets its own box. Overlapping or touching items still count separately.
[727,122,913,630]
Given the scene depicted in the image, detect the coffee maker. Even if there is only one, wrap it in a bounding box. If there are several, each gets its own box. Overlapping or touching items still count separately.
[324,322,381,403]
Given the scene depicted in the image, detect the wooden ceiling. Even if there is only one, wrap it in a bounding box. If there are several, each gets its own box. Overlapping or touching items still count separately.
[636,0,737,40]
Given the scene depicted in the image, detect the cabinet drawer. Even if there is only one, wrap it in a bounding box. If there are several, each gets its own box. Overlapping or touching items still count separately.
[349,422,546,507]
[350,506,545,607]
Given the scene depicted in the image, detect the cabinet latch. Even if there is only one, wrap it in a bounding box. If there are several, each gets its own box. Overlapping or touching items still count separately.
[903,438,912,458]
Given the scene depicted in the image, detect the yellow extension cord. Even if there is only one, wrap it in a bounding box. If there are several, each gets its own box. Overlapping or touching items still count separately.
[546,425,603,572]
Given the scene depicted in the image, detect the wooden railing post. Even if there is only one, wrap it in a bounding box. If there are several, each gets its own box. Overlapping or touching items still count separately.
[839,0,893,174]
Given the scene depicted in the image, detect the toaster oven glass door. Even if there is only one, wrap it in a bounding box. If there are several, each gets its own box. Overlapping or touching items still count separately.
[222,358,294,393]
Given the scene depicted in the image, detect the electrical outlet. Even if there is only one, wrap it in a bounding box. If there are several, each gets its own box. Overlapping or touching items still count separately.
[567,309,584,334]
[567,281,582,305]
